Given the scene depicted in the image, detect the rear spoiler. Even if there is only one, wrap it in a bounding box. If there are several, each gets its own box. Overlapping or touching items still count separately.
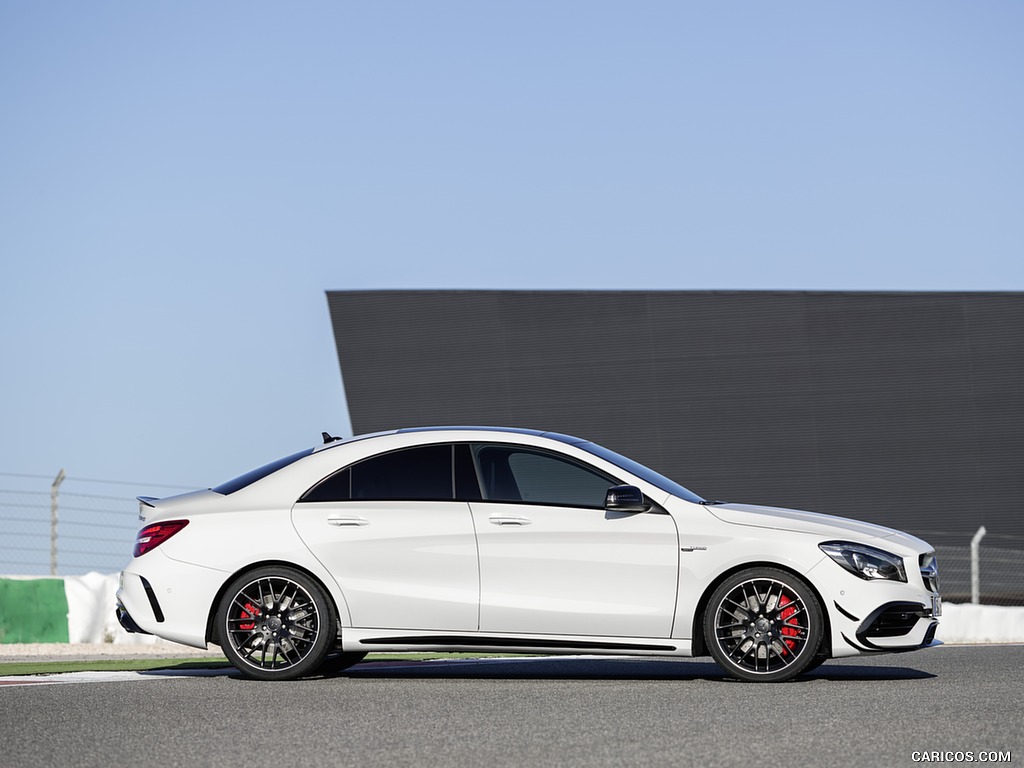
[137,496,158,521]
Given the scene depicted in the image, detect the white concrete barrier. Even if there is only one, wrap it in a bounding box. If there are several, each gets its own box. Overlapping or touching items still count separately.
[935,602,1024,644]
[63,572,162,645]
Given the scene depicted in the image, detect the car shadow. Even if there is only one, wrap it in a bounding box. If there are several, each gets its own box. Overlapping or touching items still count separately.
[800,663,936,681]
[320,656,935,683]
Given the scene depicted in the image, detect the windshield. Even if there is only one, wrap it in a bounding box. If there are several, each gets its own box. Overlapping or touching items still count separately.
[576,441,705,504]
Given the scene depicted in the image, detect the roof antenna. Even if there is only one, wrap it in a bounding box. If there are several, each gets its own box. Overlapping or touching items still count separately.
[322,431,342,444]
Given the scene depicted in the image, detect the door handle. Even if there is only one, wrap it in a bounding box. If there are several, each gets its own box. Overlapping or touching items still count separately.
[327,515,369,527]
[488,515,532,526]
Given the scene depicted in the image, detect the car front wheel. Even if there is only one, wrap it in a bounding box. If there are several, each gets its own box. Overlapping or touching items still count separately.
[216,566,336,681]
[704,567,824,682]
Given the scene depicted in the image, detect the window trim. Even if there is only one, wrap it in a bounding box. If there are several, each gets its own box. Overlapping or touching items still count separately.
[296,439,666,512]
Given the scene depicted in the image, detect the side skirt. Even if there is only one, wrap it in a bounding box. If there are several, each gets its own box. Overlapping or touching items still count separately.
[343,629,692,657]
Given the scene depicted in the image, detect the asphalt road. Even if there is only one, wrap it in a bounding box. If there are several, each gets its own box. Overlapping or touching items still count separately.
[2,646,1021,768]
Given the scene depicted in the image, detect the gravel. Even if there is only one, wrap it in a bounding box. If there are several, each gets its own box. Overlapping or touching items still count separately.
[0,642,224,661]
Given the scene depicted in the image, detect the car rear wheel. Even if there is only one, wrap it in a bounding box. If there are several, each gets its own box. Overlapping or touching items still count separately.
[704,568,824,682]
[216,566,336,681]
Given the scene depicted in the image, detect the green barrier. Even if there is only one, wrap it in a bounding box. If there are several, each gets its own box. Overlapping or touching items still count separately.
[0,578,70,643]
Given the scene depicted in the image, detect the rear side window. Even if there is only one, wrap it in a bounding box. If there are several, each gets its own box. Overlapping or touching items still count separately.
[353,444,452,500]
[212,448,314,496]
[301,444,467,502]
[301,467,352,503]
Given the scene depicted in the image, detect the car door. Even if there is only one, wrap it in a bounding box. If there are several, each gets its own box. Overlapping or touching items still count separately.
[291,443,478,631]
[469,443,679,638]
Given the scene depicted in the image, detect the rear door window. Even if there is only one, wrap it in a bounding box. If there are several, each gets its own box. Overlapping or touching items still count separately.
[301,444,458,502]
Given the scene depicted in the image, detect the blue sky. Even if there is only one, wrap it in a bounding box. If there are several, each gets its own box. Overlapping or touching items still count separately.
[2,0,1022,506]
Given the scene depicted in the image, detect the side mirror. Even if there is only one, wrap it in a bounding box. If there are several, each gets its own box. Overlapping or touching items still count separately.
[605,485,650,513]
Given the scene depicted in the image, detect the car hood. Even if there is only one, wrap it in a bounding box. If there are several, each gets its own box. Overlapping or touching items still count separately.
[706,502,930,551]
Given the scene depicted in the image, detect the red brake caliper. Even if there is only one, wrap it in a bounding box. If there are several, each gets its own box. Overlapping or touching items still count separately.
[239,602,260,631]
[778,594,799,654]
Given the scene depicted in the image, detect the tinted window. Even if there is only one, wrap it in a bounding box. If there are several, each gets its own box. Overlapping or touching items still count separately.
[300,467,351,503]
[302,444,455,502]
[213,448,314,495]
[475,445,615,508]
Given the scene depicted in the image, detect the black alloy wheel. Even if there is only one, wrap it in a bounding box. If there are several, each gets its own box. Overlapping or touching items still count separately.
[216,566,336,681]
[704,567,824,682]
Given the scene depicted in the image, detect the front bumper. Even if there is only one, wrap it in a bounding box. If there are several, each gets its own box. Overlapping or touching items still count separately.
[811,554,941,658]
[848,600,939,652]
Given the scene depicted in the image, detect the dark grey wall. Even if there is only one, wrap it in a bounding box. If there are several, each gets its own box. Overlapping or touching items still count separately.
[327,290,1024,580]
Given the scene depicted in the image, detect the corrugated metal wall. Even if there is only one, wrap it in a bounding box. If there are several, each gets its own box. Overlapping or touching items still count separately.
[327,290,1024,555]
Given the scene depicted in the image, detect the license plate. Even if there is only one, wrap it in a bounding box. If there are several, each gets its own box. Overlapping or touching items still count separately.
[931,594,942,617]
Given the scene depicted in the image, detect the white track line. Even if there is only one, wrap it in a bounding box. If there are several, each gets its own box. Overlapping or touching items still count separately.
[0,655,625,687]
[0,668,231,687]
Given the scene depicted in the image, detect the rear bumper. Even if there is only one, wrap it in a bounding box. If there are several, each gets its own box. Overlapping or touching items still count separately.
[115,600,150,635]
[116,551,227,649]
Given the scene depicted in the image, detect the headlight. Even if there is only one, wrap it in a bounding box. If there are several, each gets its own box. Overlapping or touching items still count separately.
[819,541,907,582]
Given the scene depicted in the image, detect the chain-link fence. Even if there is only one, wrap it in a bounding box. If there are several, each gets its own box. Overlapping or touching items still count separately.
[928,530,1024,606]
[0,489,59,571]
[1,477,141,576]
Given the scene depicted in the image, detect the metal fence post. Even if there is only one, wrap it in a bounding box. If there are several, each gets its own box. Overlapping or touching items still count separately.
[971,525,987,605]
[50,468,65,576]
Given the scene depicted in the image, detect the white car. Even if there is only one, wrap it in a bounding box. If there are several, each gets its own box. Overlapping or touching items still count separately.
[116,427,941,682]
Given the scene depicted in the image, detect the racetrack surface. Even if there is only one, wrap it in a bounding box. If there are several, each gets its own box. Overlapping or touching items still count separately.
[2,646,1020,768]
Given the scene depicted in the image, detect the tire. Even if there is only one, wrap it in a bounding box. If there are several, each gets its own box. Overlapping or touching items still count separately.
[317,651,368,675]
[216,566,337,681]
[704,567,824,682]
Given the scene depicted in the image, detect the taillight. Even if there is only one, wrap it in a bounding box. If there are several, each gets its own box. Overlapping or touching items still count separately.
[134,520,189,557]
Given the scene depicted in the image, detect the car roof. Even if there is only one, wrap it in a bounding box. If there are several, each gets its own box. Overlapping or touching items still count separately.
[397,425,587,444]
[314,426,589,453]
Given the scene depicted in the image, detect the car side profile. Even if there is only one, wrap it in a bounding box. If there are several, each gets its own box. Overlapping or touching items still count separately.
[116,427,941,682]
